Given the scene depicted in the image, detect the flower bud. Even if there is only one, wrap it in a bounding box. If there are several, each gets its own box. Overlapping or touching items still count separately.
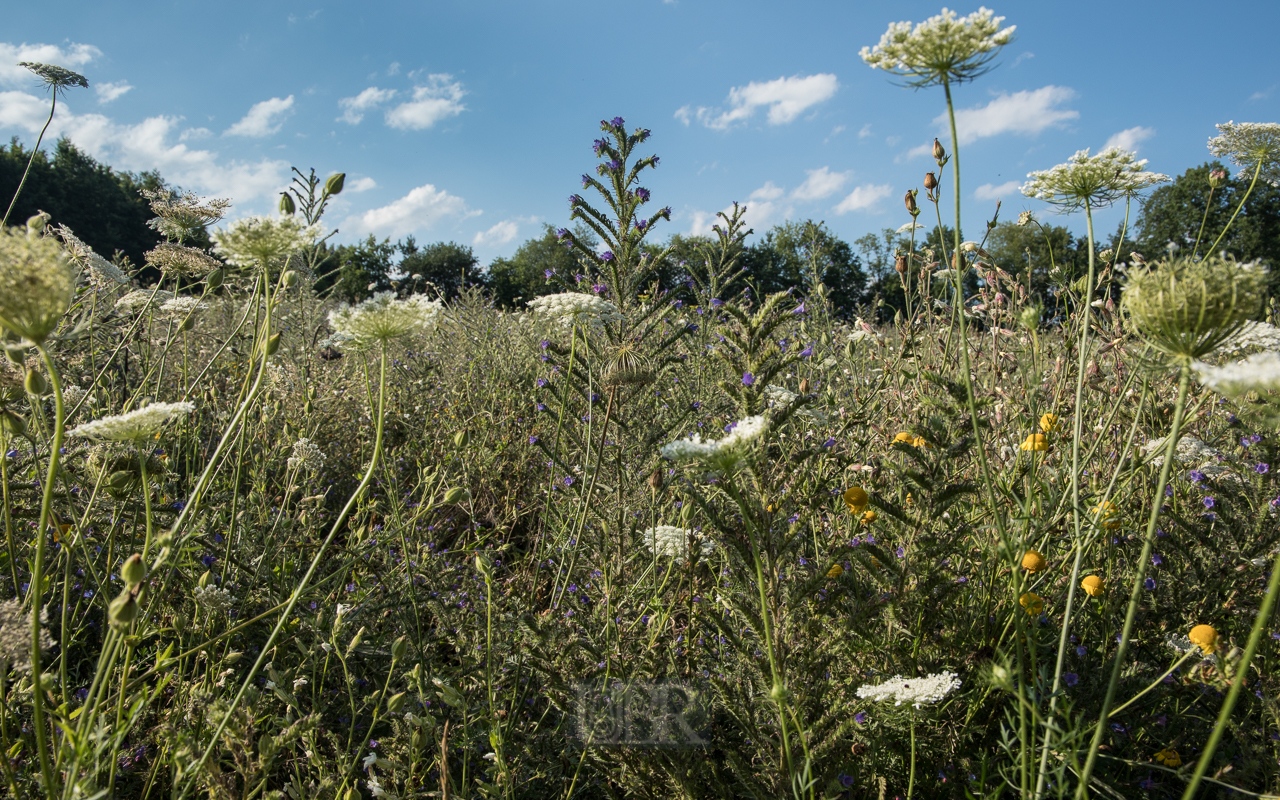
[26,211,51,236]
[4,346,25,366]
[923,172,938,191]
[225,650,243,663]
[2,410,28,436]
[39,672,56,692]
[206,269,224,290]
[932,138,947,163]
[181,314,196,332]
[799,378,812,394]
[198,570,212,589]
[453,430,470,448]
[386,691,407,713]
[392,635,409,660]
[121,553,146,587]
[443,487,470,505]
[279,193,296,216]
[894,253,908,275]
[282,270,299,288]
[24,368,47,396]
[346,626,365,655]
[903,190,918,215]
[109,589,139,628]
[1209,169,1227,189]
[266,332,282,356]
[324,173,346,196]
[411,730,427,750]
[648,466,664,492]
[108,470,134,489]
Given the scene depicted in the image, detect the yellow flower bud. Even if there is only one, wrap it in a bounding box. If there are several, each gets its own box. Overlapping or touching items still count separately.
[1189,624,1218,654]
[1080,575,1104,597]
[1021,550,1046,573]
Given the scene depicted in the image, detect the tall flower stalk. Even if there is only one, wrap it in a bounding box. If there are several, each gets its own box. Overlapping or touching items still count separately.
[2,64,89,229]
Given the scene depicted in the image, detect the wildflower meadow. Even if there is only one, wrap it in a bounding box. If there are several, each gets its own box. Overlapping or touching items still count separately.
[3,8,1280,800]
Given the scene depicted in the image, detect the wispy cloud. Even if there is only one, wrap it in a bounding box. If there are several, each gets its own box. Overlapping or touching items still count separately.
[1250,85,1276,101]
[224,95,295,137]
[791,167,849,201]
[473,219,519,247]
[348,176,378,193]
[0,42,100,88]
[677,73,838,130]
[94,81,132,104]
[1103,126,1155,154]
[973,180,1021,201]
[346,182,476,237]
[907,85,1078,158]
[690,182,790,236]
[833,183,892,214]
[337,87,397,124]
[386,74,466,130]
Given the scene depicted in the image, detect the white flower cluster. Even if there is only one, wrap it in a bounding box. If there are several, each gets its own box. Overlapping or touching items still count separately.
[859,7,1015,85]
[528,292,622,329]
[159,297,209,318]
[0,600,53,673]
[212,215,320,267]
[329,292,443,345]
[1208,121,1280,186]
[660,415,769,467]
[192,584,235,613]
[765,385,826,422]
[116,289,176,315]
[856,671,961,709]
[1022,148,1169,209]
[642,526,715,563]
[1193,352,1280,395]
[1218,320,1280,354]
[1141,435,1223,468]
[56,224,129,290]
[69,401,195,442]
[287,437,326,472]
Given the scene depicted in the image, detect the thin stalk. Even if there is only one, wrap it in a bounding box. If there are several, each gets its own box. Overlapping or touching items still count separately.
[2,93,57,228]
[1203,160,1263,261]
[1190,184,1217,261]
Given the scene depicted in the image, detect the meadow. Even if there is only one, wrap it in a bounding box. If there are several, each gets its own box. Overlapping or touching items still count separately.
[2,9,1280,800]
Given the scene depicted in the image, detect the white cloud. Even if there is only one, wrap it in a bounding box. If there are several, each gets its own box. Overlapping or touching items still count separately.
[473,219,519,247]
[0,42,100,88]
[386,74,466,130]
[1103,126,1155,154]
[973,180,1021,201]
[907,85,1078,158]
[674,105,692,126]
[858,123,873,139]
[687,73,839,130]
[791,167,848,201]
[0,89,288,203]
[224,95,295,137]
[346,183,475,238]
[179,126,212,141]
[690,182,791,236]
[348,176,377,193]
[94,81,132,104]
[387,62,400,76]
[833,183,892,214]
[337,86,397,124]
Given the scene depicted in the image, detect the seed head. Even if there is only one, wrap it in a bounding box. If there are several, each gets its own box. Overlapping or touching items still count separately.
[0,225,76,344]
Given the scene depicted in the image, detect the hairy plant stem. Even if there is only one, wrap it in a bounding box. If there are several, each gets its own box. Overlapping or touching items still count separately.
[1075,365,1192,798]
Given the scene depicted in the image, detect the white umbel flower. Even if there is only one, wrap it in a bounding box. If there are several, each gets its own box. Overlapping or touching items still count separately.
[192,585,235,613]
[159,297,209,318]
[69,401,194,441]
[765,385,826,422]
[528,292,621,328]
[642,526,715,563]
[56,225,129,290]
[1208,121,1280,186]
[1022,148,1168,210]
[116,289,176,315]
[1141,435,1222,467]
[1218,320,1280,354]
[212,215,320,267]
[660,415,768,468]
[1193,352,1280,395]
[856,671,961,709]
[860,7,1015,87]
[287,438,326,472]
[329,292,443,345]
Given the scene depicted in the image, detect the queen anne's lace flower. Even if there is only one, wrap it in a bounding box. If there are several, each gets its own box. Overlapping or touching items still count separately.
[528,292,622,328]
[146,242,222,276]
[1193,352,1280,395]
[660,415,769,468]
[642,526,715,563]
[159,297,209,318]
[860,7,1015,87]
[116,289,176,315]
[1208,121,1280,186]
[141,188,231,241]
[69,401,195,441]
[1022,148,1168,210]
[856,671,961,709]
[1141,435,1222,467]
[329,292,443,345]
[56,225,129,290]
[0,226,75,344]
[0,600,54,673]
[1218,320,1280,354]
[287,438,326,472]
[192,585,235,613]
[212,215,320,267]
[765,385,826,422]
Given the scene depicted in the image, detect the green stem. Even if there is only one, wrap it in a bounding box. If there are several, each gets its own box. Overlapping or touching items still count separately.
[1203,160,1262,261]
[907,720,916,800]
[2,93,56,229]
[1190,185,1216,261]
[1075,365,1192,798]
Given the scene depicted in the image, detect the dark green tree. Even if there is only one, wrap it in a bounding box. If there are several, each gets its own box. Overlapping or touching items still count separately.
[738,220,867,314]
[398,238,483,300]
[317,235,396,302]
[984,220,1082,299]
[486,225,575,308]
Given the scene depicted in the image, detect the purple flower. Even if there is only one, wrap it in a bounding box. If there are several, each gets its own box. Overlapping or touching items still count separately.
[1203,496,1216,509]
[536,378,547,388]
[1256,463,1270,474]
[1076,645,1087,656]
[854,711,867,724]
[591,283,607,294]
[822,438,836,448]
[800,345,814,358]
[711,298,725,307]
[742,372,755,386]
[839,773,854,788]
[528,435,538,445]
[1189,470,1206,483]
[1063,673,1079,687]
[1151,554,1163,566]
[660,206,672,218]
[600,251,614,262]
[607,159,622,172]
[581,174,591,188]
[636,187,650,202]
[651,155,660,167]
[544,269,554,279]
[610,116,625,128]
[564,476,575,487]
[1144,577,1156,590]
[592,139,606,156]
[636,128,651,141]
[569,194,582,205]
[540,340,550,349]
[793,302,806,315]
[895,546,905,558]
[636,218,648,230]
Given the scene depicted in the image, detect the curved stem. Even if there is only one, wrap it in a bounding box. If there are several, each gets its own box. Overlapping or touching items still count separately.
[1203,160,1262,261]
[1191,185,1216,261]
[2,93,56,229]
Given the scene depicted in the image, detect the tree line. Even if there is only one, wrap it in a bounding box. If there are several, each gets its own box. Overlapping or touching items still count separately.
[4,137,1277,314]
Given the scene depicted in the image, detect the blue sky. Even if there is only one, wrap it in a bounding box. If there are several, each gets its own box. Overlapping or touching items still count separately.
[2,1,1278,263]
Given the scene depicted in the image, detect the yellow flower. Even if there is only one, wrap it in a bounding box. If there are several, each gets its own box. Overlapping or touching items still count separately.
[1090,501,1120,530]
[912,436,933,449]
[827,564,844,579]
[1189,624,1218,654]
[860,509,878,526]
[843,487,869,514]
[1154,748,1181,768]
[1080,575,1104,597]
[1020,433,1049,451]
[892,431,916,445]
[1039,413,1060,432]
[1019,592,1044,615]
[1021,550,1046,573]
